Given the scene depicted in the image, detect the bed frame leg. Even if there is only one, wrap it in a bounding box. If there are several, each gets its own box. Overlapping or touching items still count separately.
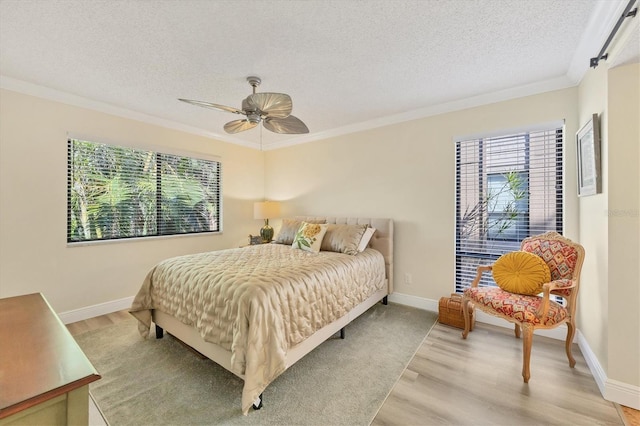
[340,327,345,339]
[253,393,263,410]
[382,296,388,305]
[155,324,164,339]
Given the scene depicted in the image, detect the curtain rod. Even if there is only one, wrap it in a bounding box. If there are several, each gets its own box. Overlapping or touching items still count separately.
[590,0,638,68]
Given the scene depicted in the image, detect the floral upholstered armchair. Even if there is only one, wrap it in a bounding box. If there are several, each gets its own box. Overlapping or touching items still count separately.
[461,231,585,382]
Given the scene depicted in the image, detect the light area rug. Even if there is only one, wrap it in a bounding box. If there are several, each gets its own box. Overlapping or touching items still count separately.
[75,303,438,426]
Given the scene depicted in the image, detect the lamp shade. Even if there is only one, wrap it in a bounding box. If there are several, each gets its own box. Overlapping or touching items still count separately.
[254,201,281,220]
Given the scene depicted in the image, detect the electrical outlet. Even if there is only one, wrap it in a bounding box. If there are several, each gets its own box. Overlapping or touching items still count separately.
[404,273,412,285]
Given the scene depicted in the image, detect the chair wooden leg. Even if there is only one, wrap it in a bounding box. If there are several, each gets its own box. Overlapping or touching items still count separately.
[461,299,471,339]
[514,324,521,338]
[522,324,533,383]
[566,320,577,368]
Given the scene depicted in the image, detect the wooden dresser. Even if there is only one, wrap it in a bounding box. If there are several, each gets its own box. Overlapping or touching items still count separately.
[0,293,101,425]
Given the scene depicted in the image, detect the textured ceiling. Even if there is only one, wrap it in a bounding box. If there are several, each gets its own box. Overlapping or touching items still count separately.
[0,0,636,149]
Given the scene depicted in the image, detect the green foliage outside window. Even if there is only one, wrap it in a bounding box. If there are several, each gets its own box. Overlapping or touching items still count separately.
[459,170,527,242]
[67,139,221,242]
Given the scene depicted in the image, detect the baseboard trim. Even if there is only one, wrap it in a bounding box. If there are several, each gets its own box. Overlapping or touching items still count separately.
[577,329,608,397]
[58,296,134,324]
[606,379,640,410]
[391,291,640,410]
[388,292,438,311]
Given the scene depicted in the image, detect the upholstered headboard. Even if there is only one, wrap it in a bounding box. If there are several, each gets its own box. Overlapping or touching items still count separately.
[295,216,394,294]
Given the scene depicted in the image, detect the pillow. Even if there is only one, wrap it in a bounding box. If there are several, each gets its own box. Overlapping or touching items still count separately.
[292,222,328,253]
[320,224,368,255]
[274,218,325,245]
[492,251,551,296]
[357,227,376,252]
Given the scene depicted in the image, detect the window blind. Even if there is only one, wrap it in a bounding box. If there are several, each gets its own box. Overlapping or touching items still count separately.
[455,127,563,291]
[67,139,221,243]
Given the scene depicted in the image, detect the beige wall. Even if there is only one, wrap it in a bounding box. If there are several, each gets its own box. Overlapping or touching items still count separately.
[606,63,639,388]
[576,62,640,391]
[0,89,264,313]
[577,65,610,371]
[267,88,579,300]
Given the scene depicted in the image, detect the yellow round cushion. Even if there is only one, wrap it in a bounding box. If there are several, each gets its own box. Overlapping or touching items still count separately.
[492,251,551,296]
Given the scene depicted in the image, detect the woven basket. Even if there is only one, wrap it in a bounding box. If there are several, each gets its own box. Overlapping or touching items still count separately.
[438,293,474,330]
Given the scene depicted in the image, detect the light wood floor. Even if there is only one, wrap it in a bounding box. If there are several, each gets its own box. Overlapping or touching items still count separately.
[68,311,639,425]
[67,309,131,336]
[373,321,639,425]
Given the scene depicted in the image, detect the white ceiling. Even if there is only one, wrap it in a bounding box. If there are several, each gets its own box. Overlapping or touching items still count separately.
[0,0,636,149]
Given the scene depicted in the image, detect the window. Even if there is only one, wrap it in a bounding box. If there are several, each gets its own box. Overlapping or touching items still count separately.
[455,125,562,291]
[67,139,221,243]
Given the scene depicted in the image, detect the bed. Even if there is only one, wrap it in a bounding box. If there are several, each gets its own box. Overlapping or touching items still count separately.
[130,216,394,414]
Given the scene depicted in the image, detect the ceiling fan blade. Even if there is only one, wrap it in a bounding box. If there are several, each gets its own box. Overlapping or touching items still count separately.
[263,115,309,134]
[178,98,244,115]
[224,119,258,134]
[246,93,292,118]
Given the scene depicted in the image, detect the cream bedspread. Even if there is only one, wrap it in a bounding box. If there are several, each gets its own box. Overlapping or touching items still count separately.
[130,243,386,414]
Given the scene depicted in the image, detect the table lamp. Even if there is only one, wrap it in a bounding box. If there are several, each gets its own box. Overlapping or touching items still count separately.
[253,201,281,243]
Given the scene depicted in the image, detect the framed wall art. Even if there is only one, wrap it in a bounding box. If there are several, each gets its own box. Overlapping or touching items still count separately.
[576,113,602,197]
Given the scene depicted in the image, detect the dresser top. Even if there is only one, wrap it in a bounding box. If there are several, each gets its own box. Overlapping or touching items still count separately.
[0,293,101,418]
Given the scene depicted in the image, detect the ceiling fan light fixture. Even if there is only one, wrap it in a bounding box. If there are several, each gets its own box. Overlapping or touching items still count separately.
[247,113,261,124]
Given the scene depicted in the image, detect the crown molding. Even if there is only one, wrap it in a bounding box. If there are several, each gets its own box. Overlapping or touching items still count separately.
[1,72,576,153]
[0,75,255,149]
[266,74,576,150]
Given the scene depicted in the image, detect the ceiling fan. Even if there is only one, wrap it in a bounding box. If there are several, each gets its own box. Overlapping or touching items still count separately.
[179,76,309,135]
